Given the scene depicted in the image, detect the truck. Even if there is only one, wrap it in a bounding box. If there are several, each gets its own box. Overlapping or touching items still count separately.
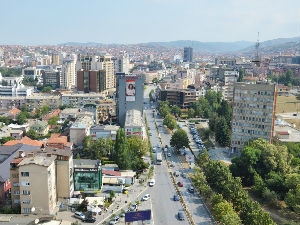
[156,152,162,165]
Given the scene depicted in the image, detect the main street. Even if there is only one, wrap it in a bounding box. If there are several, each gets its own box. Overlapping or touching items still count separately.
[144,85,214,225]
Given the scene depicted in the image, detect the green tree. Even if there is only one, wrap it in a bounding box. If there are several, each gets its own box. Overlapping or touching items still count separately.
[83,136,92,155]
[112,128,131,170]
[152,77,159,84]
[158,101,170,118]
[215,116,231,147]
[0,136,15,145]
[42,86,52,93]
[34,108,41,118]
[296,94,300,101]
[48,116,59,126]
[16,113,27,125]
[170,128,189,150]
[163,114,177,130]
[187,108,195,118]
[26,129,38,140]
[0,116,11,125]
[285,184,300,212]
[285,173,300,190]
[171,105,181,117]
[22,76,38,86]
[41,105,51,115]
[237,68,245,82]
[128,136,148,157]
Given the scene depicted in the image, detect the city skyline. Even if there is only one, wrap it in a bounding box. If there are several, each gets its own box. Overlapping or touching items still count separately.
[0,0,299,45]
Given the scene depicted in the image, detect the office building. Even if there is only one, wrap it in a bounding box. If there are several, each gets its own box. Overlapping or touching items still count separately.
[231,82,277,152]
[159,89,197,108]
[0,75,33,97]
[73,159,102,194]
[42,69,61,89]
[22,67,42,80]
[77,70,106,93]
[183,47,193,62]
[117,74,144,127]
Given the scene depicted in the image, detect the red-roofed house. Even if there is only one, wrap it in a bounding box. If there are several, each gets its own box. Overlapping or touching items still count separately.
[43,109,61,122]
[276,131,290,139]
[47,133,72,150]
[4,136,44,147]
[8,108,21,120]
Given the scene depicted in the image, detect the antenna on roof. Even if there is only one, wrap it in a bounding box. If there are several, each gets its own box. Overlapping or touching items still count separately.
[252,32,261,67]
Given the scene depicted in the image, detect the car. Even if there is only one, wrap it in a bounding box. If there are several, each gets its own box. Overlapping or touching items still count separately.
[170,163,175,168]
[181,173,187,178]
[109,216,120,224]
[178,211,185,220]
[74,211,86,220]
[177,182,184,187]
[152,148,156,153]
[149,179,155,187]
[149,133,152,136]
[173,194,179,201]
[129,204,137,211]
[167,152,171,157]
[188,186,195,193]
[165,145,169,149]
[83,216,96,223]
[142,194,150,201]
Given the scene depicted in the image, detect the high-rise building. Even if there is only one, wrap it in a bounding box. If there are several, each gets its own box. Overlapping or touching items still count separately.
[117,74,144,127]
[77,55,115,89]
[61,59,76,90]
[52,54,60,65]
[42,69,61,89]
[114,53,129,74]
[77,70,106,93]
[183,47,193,62]
[231,82,277,152]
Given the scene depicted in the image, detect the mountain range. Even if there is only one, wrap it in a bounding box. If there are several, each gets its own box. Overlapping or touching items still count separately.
[60,37,300,54]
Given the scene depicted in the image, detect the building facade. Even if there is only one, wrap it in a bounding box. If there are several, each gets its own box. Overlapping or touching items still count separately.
[77,70,106,93]
[159,89,197,108]
[183,47,193,62]
[42,69,61,89]
[231,82,277,152]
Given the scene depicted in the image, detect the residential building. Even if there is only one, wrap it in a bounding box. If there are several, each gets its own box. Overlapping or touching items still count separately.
[59,108,80,121]
[117,74,144,127]
[11,155,57,215]
[25,95,61,111]
[114,53,129,74]
[73,159,102,194]
[42,69,61,89]
[22,67,42,80]
[215,57,236,66]
[159,89,197,108]
[61,92,105,108]
[90,125,120,141]
[4,136,44,147]
[124,109,147,140]
[222,71,238,101]
[10,130,23,140]
[0,75,33,97]
[231,82,277,152]
[47,133,72,150]
[43,109,61,122]
[61,59,76,90]
[70,112,94,146]
[97,100,116,124]
[183,47,193,62]
[8,107,21,120]
[77,70,106,93]
[52,54,60,65]
[30,121,49,136]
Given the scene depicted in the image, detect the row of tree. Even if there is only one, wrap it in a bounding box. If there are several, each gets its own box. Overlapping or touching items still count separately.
[268,70,300,87]
[158,101,178,131]
[82,128,149,172]
[230,139,300,213]
[193,151,276,225]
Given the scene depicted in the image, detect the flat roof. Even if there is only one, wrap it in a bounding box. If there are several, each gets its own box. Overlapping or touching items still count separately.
[125,109,144,127]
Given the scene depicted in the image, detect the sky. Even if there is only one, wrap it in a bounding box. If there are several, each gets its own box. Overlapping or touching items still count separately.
[0,0,299,45]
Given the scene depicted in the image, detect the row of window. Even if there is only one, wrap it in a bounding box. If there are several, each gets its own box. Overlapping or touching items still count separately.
[234,109,273,117]
[232,128,270,136]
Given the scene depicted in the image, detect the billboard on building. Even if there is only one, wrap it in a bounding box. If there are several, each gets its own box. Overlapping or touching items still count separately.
[126,80,136,101]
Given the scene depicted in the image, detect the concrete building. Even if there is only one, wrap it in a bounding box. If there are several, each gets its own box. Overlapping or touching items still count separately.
[70,113,94,146]
[222,71,238,101]
[0,75,33,97]
[90,125,120,142]
[159,89,197,108]
[117,74,144,127]
[231,82,277,152]
[42,69,61,89]
[114,53,129,74]
[61,59,76,90]
[215,57,236,66]
[22,67,42,80]
[97,100,116,124]
[124,109,147,140]
[77,70,106,93]
[52,54,60,65]
[61,92,105,108]
[30,121,49,136]
[183,47,193,62]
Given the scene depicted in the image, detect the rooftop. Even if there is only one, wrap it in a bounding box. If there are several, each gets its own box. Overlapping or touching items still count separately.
[18,155,56,167]
[4,136,44,147]
[125,109,144,127]
[8,108,21,116]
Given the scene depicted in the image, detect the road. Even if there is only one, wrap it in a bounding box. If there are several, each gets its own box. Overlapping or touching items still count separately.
[144,85,214,225]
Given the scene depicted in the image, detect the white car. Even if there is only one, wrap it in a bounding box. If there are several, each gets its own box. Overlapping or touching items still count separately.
[149,179,155,187]
[142,194,150,201]
[74,211,85,221]
[109,216,120,224]
[167,152,171,157]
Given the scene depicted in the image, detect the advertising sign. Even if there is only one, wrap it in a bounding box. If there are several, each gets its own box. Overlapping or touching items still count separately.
[126,80,136,101]
[74,168,98,173]
[125,210,151,222]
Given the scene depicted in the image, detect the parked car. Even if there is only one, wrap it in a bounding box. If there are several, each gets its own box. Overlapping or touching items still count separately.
[109,216,120,224]
[83,216,96,223]
[167,152,171,157]
[174,171,180,177]
[129,204,137,211]
[74,211,85,221]
[181,173,187,178]
[178,211,185,220]
[142,194,150,201]
[177,182,184,187]
[149,179,155,187]
[188,185,195,193]
[173,194,179,201]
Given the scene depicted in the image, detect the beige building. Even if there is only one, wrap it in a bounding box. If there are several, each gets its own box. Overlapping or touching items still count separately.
[231,82,277,152]
[11,147,74,215]
[70,113,94,146]
[61,59,76,90]
[97,100,116,123]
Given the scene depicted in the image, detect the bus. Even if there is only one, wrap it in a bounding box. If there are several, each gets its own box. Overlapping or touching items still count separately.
[156,153,162,165]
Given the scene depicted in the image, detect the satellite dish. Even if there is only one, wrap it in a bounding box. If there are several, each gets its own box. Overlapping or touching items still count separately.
[31,207,35,212]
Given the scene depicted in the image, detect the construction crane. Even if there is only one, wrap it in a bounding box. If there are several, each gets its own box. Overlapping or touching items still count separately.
[252,32,261,67]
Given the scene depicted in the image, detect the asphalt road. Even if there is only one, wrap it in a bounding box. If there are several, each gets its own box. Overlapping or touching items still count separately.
[144,85,214,225]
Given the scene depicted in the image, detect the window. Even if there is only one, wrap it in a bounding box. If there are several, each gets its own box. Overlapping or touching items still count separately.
[22,190,30,195]
[21,182,30,186]
[21,172,29,177]
[22,200,31,204]
[23,208,31,213]
[13,182,19,187]
[14,190,20,195]
[14,199,20,204]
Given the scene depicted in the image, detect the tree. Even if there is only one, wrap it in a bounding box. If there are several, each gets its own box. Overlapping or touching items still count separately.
[0,136,15,145]
[22,76,38,86]
[34,108,41,119]
[83,136,92,155]
[296,94,300,101]
[128,136,148,157]
[152,78,159,84]
[170,129,189,150]
[187,108,195,118]
[285,173,300,190]
[26,129,38,140]
[42,86,52,93]
[285,184,300,212]
[163,114,177,130]
[158,101,170,118]
[41,105,51,115]
[237,68,245,82]
[77,199,89,212]
[112,128,131,170]
[48,116,59,126]
[16,113,27,125]
[171,105,181,117]
[0,116,10,125]
[215,116,231,147]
